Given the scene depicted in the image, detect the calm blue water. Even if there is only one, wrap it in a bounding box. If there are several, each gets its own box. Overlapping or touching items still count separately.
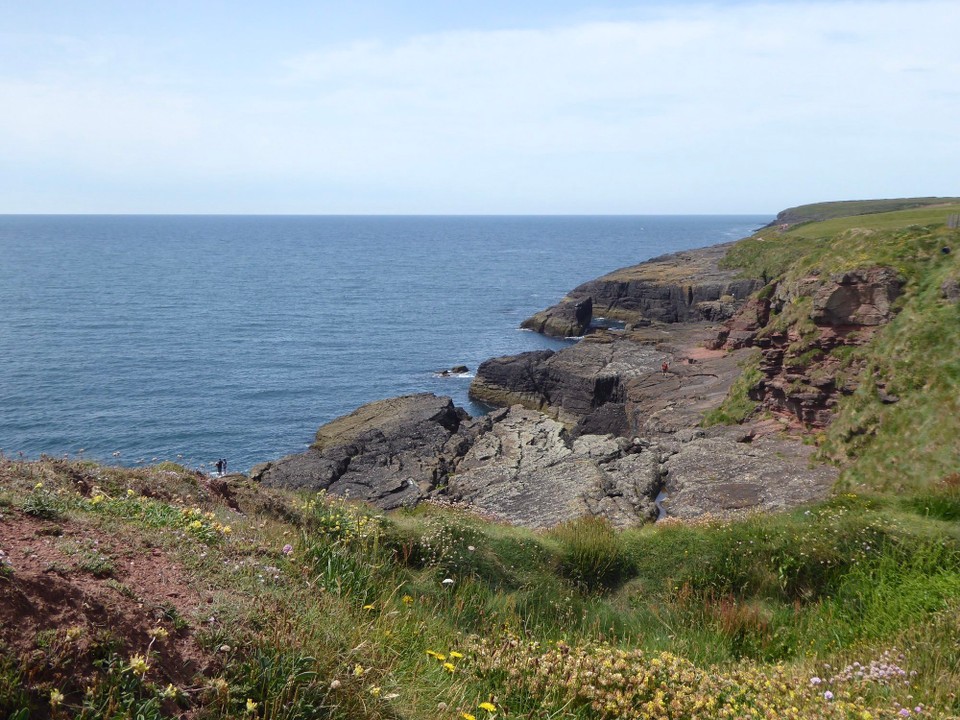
[0,215,768,472]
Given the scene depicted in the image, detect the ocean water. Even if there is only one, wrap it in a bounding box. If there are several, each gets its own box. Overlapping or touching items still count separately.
[0,215,768,472]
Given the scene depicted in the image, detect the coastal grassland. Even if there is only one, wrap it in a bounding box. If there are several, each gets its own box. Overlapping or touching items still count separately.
[772,197,960,229]
[721,204,960,493]
[3,458,960,718]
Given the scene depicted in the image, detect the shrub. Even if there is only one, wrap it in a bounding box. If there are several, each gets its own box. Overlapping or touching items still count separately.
[550,516,631,591]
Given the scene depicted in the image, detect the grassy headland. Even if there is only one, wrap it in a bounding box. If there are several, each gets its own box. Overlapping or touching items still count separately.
[3,199,960,719]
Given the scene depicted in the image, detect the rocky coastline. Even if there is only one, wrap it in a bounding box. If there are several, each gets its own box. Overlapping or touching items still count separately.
[251,241,844,527]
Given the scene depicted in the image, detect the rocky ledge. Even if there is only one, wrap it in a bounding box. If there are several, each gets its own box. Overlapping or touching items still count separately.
[520,243,762,337]
[253,239,860,527]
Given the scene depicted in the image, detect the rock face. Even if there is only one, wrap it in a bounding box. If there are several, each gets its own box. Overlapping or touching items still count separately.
[522,244,762,338]
[811,267,903,326]
[253,244,843,526]
[711,266,904,427]
[658,429,837,519]
[448,407,660,528]
[522,297,593,337]
[251,394,472,510]
[252,395,663,527]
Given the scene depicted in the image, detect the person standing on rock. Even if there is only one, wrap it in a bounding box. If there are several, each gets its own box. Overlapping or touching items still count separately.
[661,361,669,375]
[215,458,224,476]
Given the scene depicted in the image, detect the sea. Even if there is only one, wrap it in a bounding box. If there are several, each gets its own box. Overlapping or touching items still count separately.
[0,215,769,473]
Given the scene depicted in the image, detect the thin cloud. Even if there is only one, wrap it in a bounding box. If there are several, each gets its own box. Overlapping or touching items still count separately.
[0,0,957,212]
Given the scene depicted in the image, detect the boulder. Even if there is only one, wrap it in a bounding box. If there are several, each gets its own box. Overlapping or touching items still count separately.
[521,296,593,337]
[251,394,471,510]
[811,267,903,326]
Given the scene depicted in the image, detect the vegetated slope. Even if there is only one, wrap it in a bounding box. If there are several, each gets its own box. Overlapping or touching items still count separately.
[2,457,960,719]
[718,201,960,492]
[769,196,960,228]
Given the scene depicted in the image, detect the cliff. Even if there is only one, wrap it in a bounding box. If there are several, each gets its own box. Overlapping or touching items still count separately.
[520,243,761,337]
[256,197,960,526]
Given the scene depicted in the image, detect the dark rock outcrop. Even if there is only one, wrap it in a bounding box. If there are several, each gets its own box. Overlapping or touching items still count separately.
[521,244,762,338]
[251,394,472,510]
[522,297,593,337]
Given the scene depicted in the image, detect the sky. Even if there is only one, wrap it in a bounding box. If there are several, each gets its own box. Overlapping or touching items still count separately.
[0,0,957,214]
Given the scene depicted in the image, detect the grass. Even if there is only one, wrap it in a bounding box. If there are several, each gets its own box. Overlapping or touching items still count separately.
[720,201,960,493]
[702,351,763,426]
[2,458,960,718]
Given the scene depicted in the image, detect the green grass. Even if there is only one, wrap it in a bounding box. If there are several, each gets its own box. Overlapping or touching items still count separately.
[720,202,960,493]
[2,458,960,718]
[773,197,960,227]
[702,352,763,426]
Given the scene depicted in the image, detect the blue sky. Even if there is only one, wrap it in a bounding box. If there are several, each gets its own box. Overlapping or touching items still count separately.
[1,1,957,214]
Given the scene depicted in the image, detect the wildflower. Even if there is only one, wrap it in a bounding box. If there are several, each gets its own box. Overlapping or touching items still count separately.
[369,686,382,697]
[49,688,65,707]
[450,651,464,659]
[246,698,259,713]
[127,488,135,497]
[160,684,179,699]
[443,662,456,673]
[330,679,342,690]
[91,494,104,505]
[128,653,150,676]
[402,594,414,605]
[149,626,169,641]
[362,604,376,611]
[810,676,822,685]
[34,482,43,490]
[824,690,834,701]
[463,714,477,720]
[353,664,365,677]
[282,544,293,555]
[223,526,232,534]
[478,701,497,712]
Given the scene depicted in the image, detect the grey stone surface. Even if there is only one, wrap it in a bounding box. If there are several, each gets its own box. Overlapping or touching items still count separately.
[448,407,660,528]
[659,433,837,519]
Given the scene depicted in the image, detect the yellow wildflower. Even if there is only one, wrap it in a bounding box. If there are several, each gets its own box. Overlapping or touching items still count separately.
[246,698,258,712]
[402,595,414,605]
[352,664,365,677]
[128,653,150,676]
[49,688,65,707]
[450,651,464,659]
[478,702,497,712]
[462,714,477,720]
